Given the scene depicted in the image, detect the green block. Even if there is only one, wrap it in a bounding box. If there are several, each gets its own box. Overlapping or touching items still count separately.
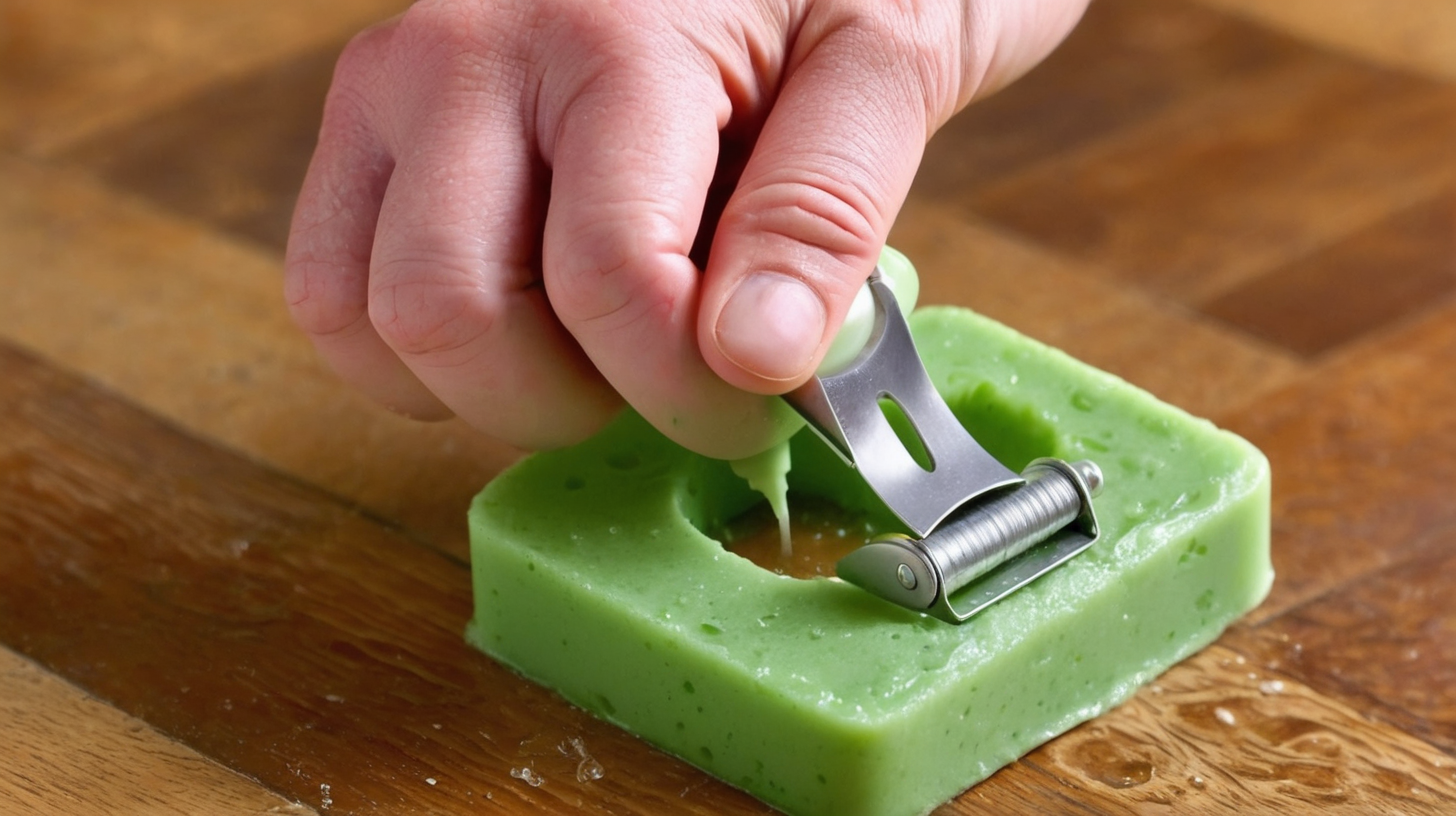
[466,307,1272,816]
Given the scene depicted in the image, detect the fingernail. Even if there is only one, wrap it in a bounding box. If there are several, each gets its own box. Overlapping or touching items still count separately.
[715,273,826,381]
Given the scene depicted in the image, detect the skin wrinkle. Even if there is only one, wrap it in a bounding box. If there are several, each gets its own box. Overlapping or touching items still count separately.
[369,261,501,360]
[734,176,884,267]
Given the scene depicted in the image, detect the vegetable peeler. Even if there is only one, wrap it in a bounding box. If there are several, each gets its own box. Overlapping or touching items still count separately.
[785,269,1104,624]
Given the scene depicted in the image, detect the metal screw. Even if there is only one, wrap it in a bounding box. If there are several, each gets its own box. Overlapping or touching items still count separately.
[896,563,918,589]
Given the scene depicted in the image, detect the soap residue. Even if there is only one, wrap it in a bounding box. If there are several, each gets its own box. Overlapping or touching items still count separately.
[730,439,793,556]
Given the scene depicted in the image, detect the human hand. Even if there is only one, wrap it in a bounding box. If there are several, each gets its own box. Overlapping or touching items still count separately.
[285,0,1088,459]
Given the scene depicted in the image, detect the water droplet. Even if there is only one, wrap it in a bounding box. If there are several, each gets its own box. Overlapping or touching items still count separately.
[510,766,544,787]
[1259,679,1285,695]
[320,783,332,810]
[425,777,437,786]
[1067,737,1154,788]
[577,757,605,783]
[1214,707,1236,726]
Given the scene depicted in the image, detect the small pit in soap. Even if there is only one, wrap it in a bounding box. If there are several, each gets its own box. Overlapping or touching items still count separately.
[716,495,880,580]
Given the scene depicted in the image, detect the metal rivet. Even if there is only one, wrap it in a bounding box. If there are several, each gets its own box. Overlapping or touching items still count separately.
[896,563,917,590]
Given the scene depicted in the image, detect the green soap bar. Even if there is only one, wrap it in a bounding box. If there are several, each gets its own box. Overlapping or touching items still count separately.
[467,307,1272,816]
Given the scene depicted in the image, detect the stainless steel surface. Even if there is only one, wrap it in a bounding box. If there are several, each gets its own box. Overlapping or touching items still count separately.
[788,266,1105,623]
[785,270,1022,538]
[932,459,1095,597]
[836,458,1104,623]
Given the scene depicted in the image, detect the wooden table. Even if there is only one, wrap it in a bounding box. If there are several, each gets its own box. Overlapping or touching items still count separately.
[4,0,1455,812]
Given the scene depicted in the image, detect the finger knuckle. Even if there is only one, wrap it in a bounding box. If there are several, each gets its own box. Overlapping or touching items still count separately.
[547,212,686,330]
[284,256,370,339]
[368,256,500,361]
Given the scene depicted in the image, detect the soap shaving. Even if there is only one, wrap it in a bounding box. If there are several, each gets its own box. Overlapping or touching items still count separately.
[729,439,793,556]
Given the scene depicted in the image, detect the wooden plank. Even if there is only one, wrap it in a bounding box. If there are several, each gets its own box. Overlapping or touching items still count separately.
[1194,0,1456,82]
[1228,527,1456,756]
[1219,301,1456,620]
[0,646,311,816]
[0,341,764,816]
[0,155,516,558]
[918,0,1312,198]
[889,197,1302,419]
[58,43,344,251]
[1201,190,1456,357]
[960,38,1456,306]
[0,0,409,155]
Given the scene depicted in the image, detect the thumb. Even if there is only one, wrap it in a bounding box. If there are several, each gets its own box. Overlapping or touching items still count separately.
[698,15,937,394]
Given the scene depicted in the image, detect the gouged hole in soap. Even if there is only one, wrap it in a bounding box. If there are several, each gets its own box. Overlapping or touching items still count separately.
[692,385,1054,582]
[716,494,878,580]
[877,395,933,471]
[947,382,1060,471]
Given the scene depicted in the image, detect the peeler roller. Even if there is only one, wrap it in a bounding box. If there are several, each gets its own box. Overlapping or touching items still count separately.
[785,268,1104,624]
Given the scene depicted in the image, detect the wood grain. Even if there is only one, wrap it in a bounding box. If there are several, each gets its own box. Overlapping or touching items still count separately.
[1229,525,1456,756]
[1194,0,1456,82]
[918,0,1309,199]
[59,43,344,251]
[0,155,516,558]
[1220,300,1456,620]
[0,0,408,155]
[0,646,312,816]
[888,199,1302,419]
[963,43,1456,305]
[1201,190,1456,357]
[0,341,770,815]
[1018,645,1456,815]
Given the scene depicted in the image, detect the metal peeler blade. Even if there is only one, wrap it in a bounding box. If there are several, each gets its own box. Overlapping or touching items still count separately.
[785,267,1104,623]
